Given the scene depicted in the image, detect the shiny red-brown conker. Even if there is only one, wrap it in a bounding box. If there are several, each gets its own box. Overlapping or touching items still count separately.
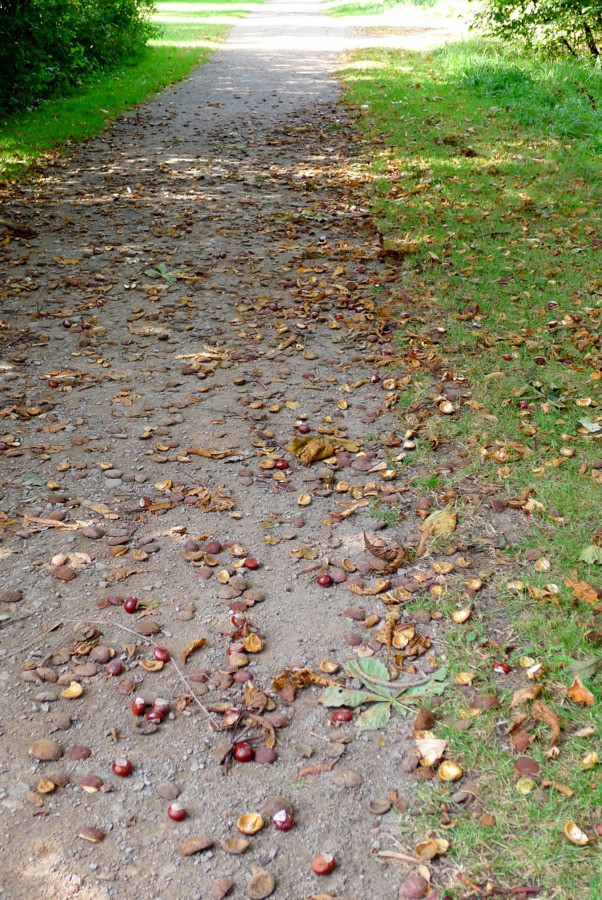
[154,647,170,663]
[331,709,353,723]
[131,696,146,716]
[146,709,164,723]
[123,596,138,614]
[232,741,255,762]
[317,573,333,587]
[492,662,511,675]
[273,809,294,831]
[153,698,170,715]
[275,459,289,470]
[244,557,260,570]
[167,803,187,822]
[112,758,132,777]
[106,660,123,676]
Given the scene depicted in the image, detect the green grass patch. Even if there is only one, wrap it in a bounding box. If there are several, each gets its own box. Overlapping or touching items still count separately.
[342,35,601,897]
[0,0,262,181]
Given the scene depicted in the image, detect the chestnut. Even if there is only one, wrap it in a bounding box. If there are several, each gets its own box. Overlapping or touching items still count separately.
[492,662,511,674]
[112,758,132,777]
[167,803,187,822]
[243,557,260,570]
[273,809,294,831]
[146,709,164,723]
[275,459,289,470]
[106,660,123,677]
[130,696,146,716]
[331,709,353,723]
[232,741,255,762]
[123,596,138,614]
[152,698,170,716]
[153,647,170,663]
[311,853,336,875]
[316,573,333,587]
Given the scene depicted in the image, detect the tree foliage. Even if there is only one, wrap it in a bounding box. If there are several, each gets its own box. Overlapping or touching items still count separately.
[475,0,602,57]
[0,0,156,112]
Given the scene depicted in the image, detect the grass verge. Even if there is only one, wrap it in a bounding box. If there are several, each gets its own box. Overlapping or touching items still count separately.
[0,0,262,181]
[342,36,601,898]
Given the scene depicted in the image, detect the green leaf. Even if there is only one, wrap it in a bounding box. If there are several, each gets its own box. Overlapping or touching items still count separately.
[404,669,448,698]
[579,545,602,565]
[346,657,390,682]
[356,702,392,731]
[319,686,374,708]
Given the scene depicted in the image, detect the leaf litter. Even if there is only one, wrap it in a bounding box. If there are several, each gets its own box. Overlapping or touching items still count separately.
[0,13,599,900]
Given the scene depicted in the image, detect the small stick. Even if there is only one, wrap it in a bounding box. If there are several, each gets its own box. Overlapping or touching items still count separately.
[35,618,221,728]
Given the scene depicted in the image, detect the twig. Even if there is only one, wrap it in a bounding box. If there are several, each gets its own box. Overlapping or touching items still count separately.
[376,850,423,865]
[456,872,488,896]
[36,618,221,728]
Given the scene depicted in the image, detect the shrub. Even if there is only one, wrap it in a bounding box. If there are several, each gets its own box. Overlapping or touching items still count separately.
[475,0,602,58]
[0,0,156,112]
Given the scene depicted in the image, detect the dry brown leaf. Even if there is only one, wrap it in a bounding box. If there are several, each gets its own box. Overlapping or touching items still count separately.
[363,532,406,572]
[510,684,543,708]
[243,683,268,714]
[533,699,561,748]
[416,507,457,557]
[375,612,400,652]
[297,759,337,778]
[567,675,595,706]
[272,667,335,691]
[181,638,207,665]
[565,579,599,605]
[542,779,575,798]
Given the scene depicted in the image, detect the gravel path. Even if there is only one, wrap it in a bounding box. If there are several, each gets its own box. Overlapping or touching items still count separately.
[0,3,470,898]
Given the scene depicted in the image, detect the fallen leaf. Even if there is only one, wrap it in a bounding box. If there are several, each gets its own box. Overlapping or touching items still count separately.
[533,699,561,748]
[567,675,595,706]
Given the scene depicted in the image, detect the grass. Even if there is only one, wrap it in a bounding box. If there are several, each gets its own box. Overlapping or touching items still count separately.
[0,0,262,180]
[341,35,601,898]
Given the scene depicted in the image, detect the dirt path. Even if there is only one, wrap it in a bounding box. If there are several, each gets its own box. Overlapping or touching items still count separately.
[0,3,477,898]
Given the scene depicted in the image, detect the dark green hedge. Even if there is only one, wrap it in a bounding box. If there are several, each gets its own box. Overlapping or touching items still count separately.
[0,0,156,112]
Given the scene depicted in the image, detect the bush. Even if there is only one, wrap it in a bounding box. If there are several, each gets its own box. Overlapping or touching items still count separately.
[0,0,156,112]
[475,0,602,58]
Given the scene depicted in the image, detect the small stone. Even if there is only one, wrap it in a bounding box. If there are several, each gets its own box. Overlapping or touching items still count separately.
[156,782,180,801]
